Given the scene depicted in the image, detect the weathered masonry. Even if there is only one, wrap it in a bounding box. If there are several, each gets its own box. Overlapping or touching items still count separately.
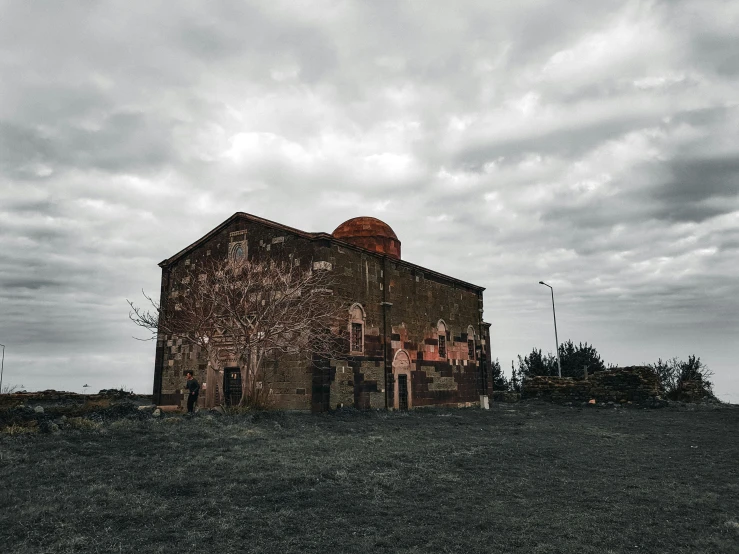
[153,212,492,411]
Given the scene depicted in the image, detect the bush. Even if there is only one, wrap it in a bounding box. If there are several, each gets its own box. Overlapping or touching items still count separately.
[516,341,606,380]
[1,423,37,436]
[648,355,714,400]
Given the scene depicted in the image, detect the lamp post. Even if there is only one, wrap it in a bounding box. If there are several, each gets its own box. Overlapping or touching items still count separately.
[0,344,5,394]
[538,282,562,378]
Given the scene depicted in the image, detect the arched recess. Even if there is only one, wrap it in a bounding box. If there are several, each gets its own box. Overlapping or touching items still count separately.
[392,350,412,410]
[348,303,366,354]
[436,319,448,359]
[467,325,476,360]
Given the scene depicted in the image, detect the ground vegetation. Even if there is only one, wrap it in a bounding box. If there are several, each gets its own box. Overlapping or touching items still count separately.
[1,400,737,553]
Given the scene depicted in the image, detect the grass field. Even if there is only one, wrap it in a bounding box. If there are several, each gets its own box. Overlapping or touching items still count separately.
[1,401,738,553]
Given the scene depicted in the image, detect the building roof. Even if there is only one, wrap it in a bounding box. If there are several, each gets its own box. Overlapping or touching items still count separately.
[159,212,484,292]
[332,217,401,260]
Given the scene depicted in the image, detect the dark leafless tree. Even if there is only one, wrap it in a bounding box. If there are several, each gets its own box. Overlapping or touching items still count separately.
[129,256,347,408]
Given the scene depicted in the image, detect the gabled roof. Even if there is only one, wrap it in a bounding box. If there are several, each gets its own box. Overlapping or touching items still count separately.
[159,212,332,268]
[159,212,484,292]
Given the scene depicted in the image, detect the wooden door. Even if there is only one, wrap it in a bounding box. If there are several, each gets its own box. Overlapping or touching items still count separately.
[223,367,242,406]
[398,374,409,410]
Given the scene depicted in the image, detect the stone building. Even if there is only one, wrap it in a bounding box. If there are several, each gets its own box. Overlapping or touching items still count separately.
[153,212,492,411]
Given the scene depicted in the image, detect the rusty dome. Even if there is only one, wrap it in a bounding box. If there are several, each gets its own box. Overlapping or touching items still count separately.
[332,217,401,259]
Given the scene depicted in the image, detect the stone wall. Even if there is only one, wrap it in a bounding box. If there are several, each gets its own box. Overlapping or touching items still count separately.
[155,213,491,411]
[155,216,325,409]
[674,379,711,401]
[323,239,491,409]
[522,367,661,405]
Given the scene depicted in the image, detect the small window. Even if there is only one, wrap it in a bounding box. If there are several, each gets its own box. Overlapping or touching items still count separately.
[351,323,363,352]
[229,239,247,263]
[438,335,446,358]
[349,303,365,354]
[437,320,447,358]
[467,326,476,360]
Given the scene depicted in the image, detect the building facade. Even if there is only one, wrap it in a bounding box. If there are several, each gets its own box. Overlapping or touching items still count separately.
[153,212,492,411]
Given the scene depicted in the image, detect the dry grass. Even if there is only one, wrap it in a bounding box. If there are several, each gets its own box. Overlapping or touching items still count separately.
[1,423,38,436]
[0,402,737,553]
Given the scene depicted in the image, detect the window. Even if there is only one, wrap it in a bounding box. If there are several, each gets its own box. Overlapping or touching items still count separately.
[349,304,365,354]
[229,241,247,262]
[467,326,476,360]
[229,230,248,263]
[351,323,363,352]
[437,320,447,358]
[438,335,446,358]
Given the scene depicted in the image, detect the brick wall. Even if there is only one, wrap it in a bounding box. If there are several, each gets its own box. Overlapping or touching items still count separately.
[325,241,490,409]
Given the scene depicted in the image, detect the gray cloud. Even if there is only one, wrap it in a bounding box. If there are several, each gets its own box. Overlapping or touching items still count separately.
[0,0,738,401]
[656,156,739,202]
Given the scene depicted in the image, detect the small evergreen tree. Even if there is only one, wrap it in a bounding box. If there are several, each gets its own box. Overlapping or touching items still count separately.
[490,358,509,391]
[517,348,558,379]
[509,362,521,393]
[558,340,606,378]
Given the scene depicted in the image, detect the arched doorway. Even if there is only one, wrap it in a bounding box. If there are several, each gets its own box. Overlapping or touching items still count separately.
[392,350,412,410]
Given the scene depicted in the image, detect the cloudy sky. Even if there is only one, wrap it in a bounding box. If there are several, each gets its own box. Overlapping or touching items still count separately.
[1,0,738,401]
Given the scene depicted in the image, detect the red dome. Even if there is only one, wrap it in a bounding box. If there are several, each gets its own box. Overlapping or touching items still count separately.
[332,217,401,259]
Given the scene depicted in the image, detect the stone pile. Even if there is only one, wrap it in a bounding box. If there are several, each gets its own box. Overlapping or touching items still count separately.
[674,379,711,401]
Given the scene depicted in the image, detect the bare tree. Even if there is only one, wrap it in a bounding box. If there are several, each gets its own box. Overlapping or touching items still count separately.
[648,355,715,399]
[129,256,347,408]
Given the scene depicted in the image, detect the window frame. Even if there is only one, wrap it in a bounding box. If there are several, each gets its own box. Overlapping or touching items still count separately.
[467,326,476,360]
[348,303,366,355]
[437,319,447,359]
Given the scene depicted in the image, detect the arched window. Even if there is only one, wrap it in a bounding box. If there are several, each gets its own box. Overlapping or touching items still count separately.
[349,304,365,354]
[229,231,247,263]
[467,325,476,360]
[437,320,447,358]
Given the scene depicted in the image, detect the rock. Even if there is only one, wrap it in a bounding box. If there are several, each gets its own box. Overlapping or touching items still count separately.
[152,408,161,417]
[34,406,44,414]
[137,404,156,412]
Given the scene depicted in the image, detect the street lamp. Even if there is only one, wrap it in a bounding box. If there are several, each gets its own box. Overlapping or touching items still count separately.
[0,344,5,394]
[538,282,562,378]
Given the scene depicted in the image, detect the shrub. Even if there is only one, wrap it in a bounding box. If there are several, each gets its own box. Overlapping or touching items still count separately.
[1,423,38,436]
[66,417,101,430]
[648,355,714,400]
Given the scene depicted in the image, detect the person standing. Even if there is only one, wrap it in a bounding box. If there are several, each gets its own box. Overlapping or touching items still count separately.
[185,371,200,413]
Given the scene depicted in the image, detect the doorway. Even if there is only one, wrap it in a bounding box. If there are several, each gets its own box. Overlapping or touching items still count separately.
[392,350,412,410]
[223,367,242,406]
[397,374,409,410]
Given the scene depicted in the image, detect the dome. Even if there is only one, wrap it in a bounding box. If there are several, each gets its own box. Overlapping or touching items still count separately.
[332,217,401,259]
